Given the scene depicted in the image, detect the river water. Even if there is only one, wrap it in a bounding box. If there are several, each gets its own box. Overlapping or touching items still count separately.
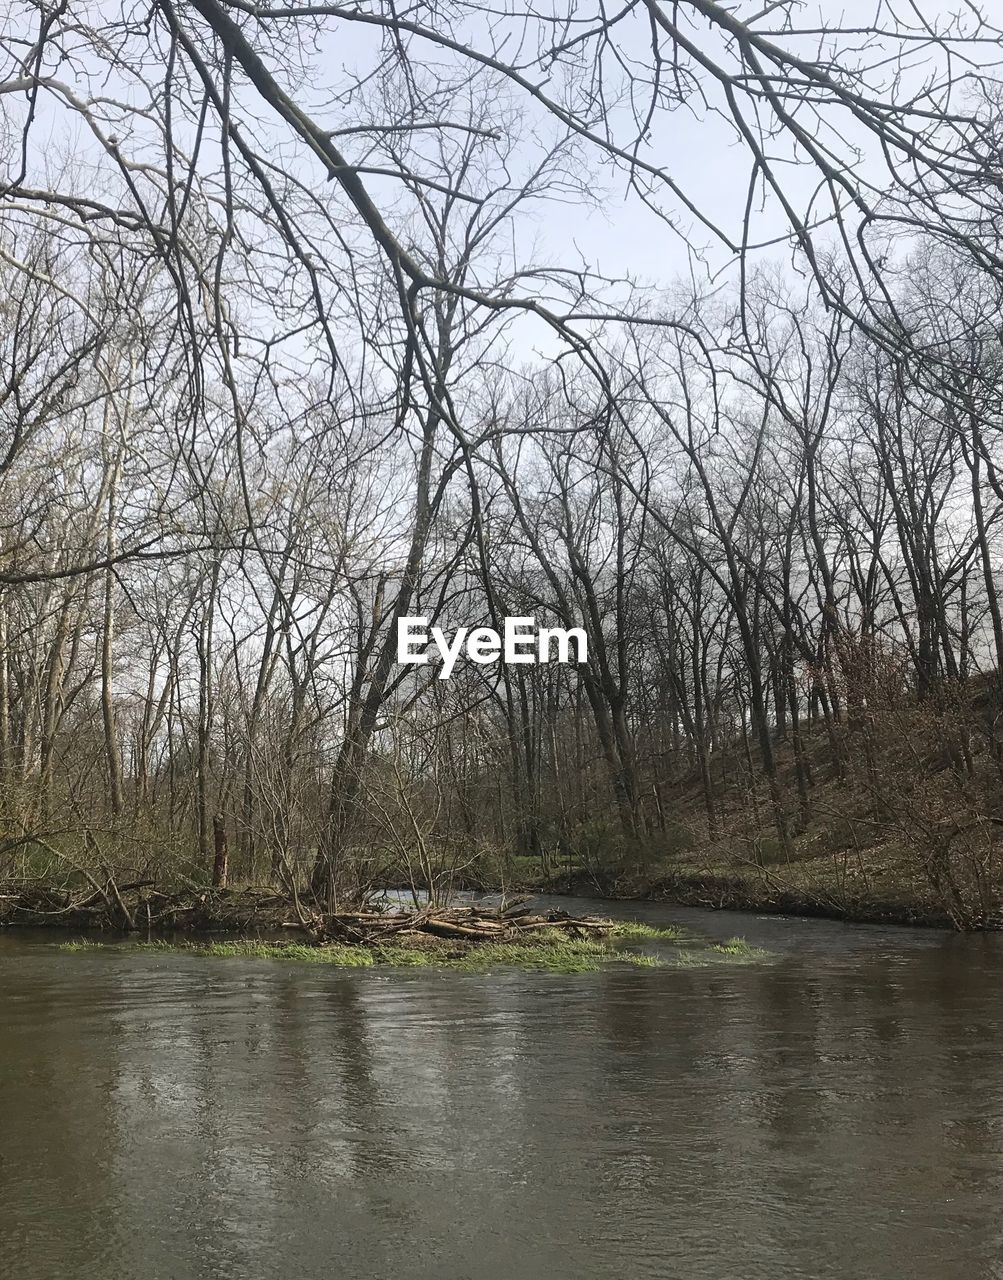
[3,897,1003,1280]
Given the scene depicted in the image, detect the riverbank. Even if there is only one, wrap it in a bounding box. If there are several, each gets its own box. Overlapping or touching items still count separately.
[0,858,980,936]
[531,868,963,929]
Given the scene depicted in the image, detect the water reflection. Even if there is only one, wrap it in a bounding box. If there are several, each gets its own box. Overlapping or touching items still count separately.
[3,906,1003,1279]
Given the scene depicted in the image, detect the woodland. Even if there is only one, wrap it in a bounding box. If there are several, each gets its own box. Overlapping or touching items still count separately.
[3,1,1003,929]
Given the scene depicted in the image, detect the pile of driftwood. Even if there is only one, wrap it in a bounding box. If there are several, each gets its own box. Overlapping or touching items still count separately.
[313,902,617,946]
[0,880,612,944]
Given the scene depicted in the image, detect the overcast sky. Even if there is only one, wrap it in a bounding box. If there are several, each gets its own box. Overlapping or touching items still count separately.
[5,0,999,371]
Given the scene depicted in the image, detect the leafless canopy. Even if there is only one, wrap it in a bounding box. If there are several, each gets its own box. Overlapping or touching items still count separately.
[4,3,1003,921]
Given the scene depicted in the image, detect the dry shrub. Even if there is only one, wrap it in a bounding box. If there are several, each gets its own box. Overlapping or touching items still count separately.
[831,630,1003,927]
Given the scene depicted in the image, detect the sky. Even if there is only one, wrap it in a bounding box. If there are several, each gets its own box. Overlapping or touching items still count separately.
[4,0,1001,369]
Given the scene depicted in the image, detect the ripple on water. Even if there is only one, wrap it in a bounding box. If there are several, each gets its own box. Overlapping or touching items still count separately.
[3,906,1003,1279]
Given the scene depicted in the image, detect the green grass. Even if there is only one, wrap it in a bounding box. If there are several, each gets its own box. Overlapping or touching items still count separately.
[444,939,620,973]
[58,938,378,966]
[144,939,379,966]
[608,921,685,941]
[56,935,663,973]
[712,937,771,960]
[670,936,772,967]
[55,928,769,971]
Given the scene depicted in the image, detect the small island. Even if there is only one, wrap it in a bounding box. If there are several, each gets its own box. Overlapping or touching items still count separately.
[12,889,766,971]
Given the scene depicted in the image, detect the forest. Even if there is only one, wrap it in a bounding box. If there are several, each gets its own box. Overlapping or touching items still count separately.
[4,1,1003,929]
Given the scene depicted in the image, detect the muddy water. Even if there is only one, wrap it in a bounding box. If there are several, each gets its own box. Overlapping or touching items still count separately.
[3,899,1003,1279]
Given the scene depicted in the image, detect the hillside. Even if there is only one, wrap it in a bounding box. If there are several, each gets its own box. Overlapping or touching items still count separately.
[512,675,1003,931]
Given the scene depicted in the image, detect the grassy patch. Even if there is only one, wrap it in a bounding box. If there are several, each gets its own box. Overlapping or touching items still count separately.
[445,939,618,973]
[670,936,772,967]
[55,935,663,973]
[141,939,379,966]
[712,936,771,960]
[55,928,769,971]
[608,921,685,941]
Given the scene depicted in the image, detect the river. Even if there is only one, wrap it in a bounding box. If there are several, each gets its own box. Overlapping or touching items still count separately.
[3,897,1003,1279]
